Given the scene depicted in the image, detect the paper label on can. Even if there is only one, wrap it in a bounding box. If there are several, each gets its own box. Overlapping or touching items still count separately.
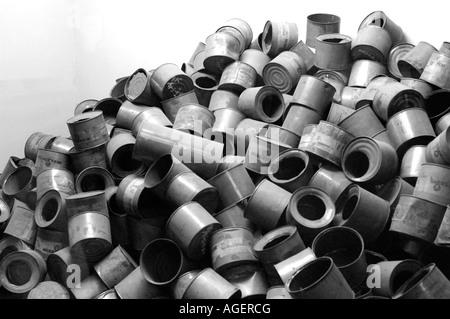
[35,235,65,256]
[211,237,255,260]
[123,181,142,216]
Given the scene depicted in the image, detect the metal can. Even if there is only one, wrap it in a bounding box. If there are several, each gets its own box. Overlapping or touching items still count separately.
[66,111,110,151]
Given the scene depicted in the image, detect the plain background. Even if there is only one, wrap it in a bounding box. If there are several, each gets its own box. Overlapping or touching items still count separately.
[0,0,448,168]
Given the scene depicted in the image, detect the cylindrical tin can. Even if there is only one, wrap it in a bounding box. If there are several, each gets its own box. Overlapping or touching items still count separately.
[306,14,341,49]
[0,198,10,232]
[268,149,316,193]
[70,273,108,299]
[165,171,219,214]
[215,26,246,55]
[393,264,450,299]
[348,60,387,87]
[312,226,367,289]
[110,76,129,102]
[207,164,255,210]
[66,191,107,220]
[187,42,206,67]
[334,185,391,243]
[228,268,268,299]
[308,164,353,203]
[340,86,366,109]
[67,111,110,151]
[391,195,446,243]
[190,70,219,107]
[326,103,354,125]
[68,212,113,263]
[150,63,194,101]
[212,107,245,136]
[24,132,55,162]
[436,112,450,135]
[386,108,435,157]
[358,11,403,45]
[74,99,98,115]
[208,89,239,112]
[235,118,268,153]
[261,20,298,58]
[4,202,37,246]
[240,49,271,85]
[377,176,414,214]
[372,260,423,298]
[263,51,306,94]
[253,225,305,286]
[2,166,36,204]
[425,126,450,165]
[400,78,435,99]
[114,267,163,299]
[425,89,450,124]
[127,216,164,252]
[299,120,354,167]
[94,245,137,289]
[218,61,257,94]
[125,69,160,106]
[398,41,438,79]
[115,101,149,130]
[351,25,392,63]
[266,285,293,299]
[173,103,215,136]
[69,144,108,175]
[0,156,20,189]
[282,104,323,136]
[244,179,292,232]
[140,239,193,286]
[27,281,70,299]
[36,169,75,200]
[214,200,256,232]
[47,135,75,155]
[286,257,354,299]
[210,227,259,277]
[166,202,222,260]
[314,70,346,104]
[400,145,427,185]
[435,205,450,247]
[203,33,241,75]
[223,18,253,49]
[93,98,122,126]
[171,270,201,299]
[258,125,301,149]
[193,49,206,72]
[34,149,70,176]
[292,76,336,117]
[161,90,199,123]
[315,33,352,71]
[183,268,241,299]
[421,52,450,89]
[342,137,398,185]
[289,40,316,73]
[75,166,115,193]
[286,187,335,245]
[131,108,173,137]
[105,187,129,247]
[107,133,146,178]
[0,250,47,294]
[414,163,450,206]
[94,289,120,299]
[238,86,284,123]
[46,247,91,287]
[34,227,69,260]
[388,43,415,79]
[373,82,425,122]
[274,248,317,284]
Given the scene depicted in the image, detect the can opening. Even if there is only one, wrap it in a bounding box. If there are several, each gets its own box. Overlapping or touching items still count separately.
[370,18,385,27]
[141,240,182,284]
[342,195,358,221]
[146,155,173,188]
[273,156,306,180]
[6,260,32,286]
[263,25,273,49]
[297,195,326,221]
[107,193,122,216]
[42,198,59,222]
[395,266,431,296]
[127,72,147,100]
[344,151,370,178]
[195,77,217,89]
[3,167,33,194]
[80,174,106,192]
[288,258,331,291]
[262,95,283,119]
[115,147,142,174]
[392,269,418,295]
[0,246,18,263]
[263,235,290,250]
[323,38,346,44]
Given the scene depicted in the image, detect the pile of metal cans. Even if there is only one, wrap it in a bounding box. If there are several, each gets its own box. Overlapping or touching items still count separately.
[1,11,450,299]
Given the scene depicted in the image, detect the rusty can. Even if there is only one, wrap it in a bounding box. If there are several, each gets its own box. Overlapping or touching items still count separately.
[263,51,306,94]
[240,49,271,85]
[306,14,341,49]
[425,89,450,125]
[67,111,110,151]
[228,268,268,299]
[150,63,194,101]
[218,61,257,94]
[377,176,414,214]
[421,51,450,89]
[24,132,55,162]
[348,60,387,87]
[125,68,160,106]
[183,268,241,299]
[161,90,199,123]
[4,202,37,246]
[70,272,108,299]
[34,227,69,260]
[274,248,317,284]
[351,25,392,63]
[0,197,10,232]
[0,156,20,189]
[425,126,450,165]
[210,227,259,277]
[282,104,323,137]
[340,86,366,109]
[46,247,91,287]
[315,34,352,71]
[203,33,241,75]
[314,70,346,104]
[400,145,427,186]
[115,101,149,130]
[414,163,450,206]
[0,250,47,294]
[292,76,336,117]
[398,41,438,78]
[93,98,122,126]
[166,202,222,260]
[258,125,301,149]
[74,99,98,115]
[106,133,146,179]
[75,167,114,193]
[358,11,403,45]
[212,107,245,136]
[214,200,256,232]
[400,78,435,99]
[66,191,107,220]
[238,86,284,123]
[387,43,415,79]
[110,76,129,102]
[235,118,269,154]
[208,89,239,112]
[171,270,201,299]
[261,20,298,58]
[289,40,315,73]
[190,70,219,107]
[2,166,36,204]
[68,211,113,263]
[308,164,353,203]
[127,216,164,252]
[34,149,70,176]
[215,26,246,55]
[326,103,354,124]
[266,286,293,299]
[35,190,69,231]
[69,144,108,175]
[131,107,173,137]
[36,169,75,200]
[173,103,215,136]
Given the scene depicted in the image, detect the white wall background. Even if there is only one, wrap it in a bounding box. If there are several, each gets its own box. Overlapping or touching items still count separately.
[0,0,449,168]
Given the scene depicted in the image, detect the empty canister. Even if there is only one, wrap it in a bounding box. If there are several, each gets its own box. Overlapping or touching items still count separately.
[4,203,37,246]
[210,227,259,277]
[183,268,241,299]
[238,86,284,123]
[74,99,98,115]
[326,103,354,124]
[125,69,159,106]
[67,111,110,151]
[400,78,435,99]
[348,60,387,87]
[34,149,70,176]
[93,98,122,126]
[228,268,268,299]
[114,267,163,299]
[208,89,239,112]
[34,227,69,260]
[2,166,36,204]
[75,166,115,193]
[212,107,246,136]
[358,11,403,45]
[414,163,450,206]
[263,51,307,94]
[400,145,427,185]
[274,248,317,284]
[190,70,219,107]
[66,191,107,221]
[314,70,346,104]
[214,200,256,232]
[261,20,298,58]
[351,25,392,63]
[282,104,323,136]
[435,205,450,247]
[377,176,415,214]
[166,202,222,260]
[171,270,201,299]
[161,90,199,123]
[421,51,450,89]
[314,33,352,71]
[203,33,241,75]
[46,247,91,287]
[150,63,194,101]
[115,101,149,130]
[425,126,450,165]
[127,216,164,252]
[69,144,108,175]
[398,41,438,79]
[107,133,146,179]
[215,26,246,55]
[218,62,257,94]
[388,43,415,79]
[34,190,67,232]
[24,132,55,162]
[292,76,336,117]
[131,107,173,137]
[36,169,75,200]
[173,103,215,136]
[240,49,271,85]
[306,13,341,49]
